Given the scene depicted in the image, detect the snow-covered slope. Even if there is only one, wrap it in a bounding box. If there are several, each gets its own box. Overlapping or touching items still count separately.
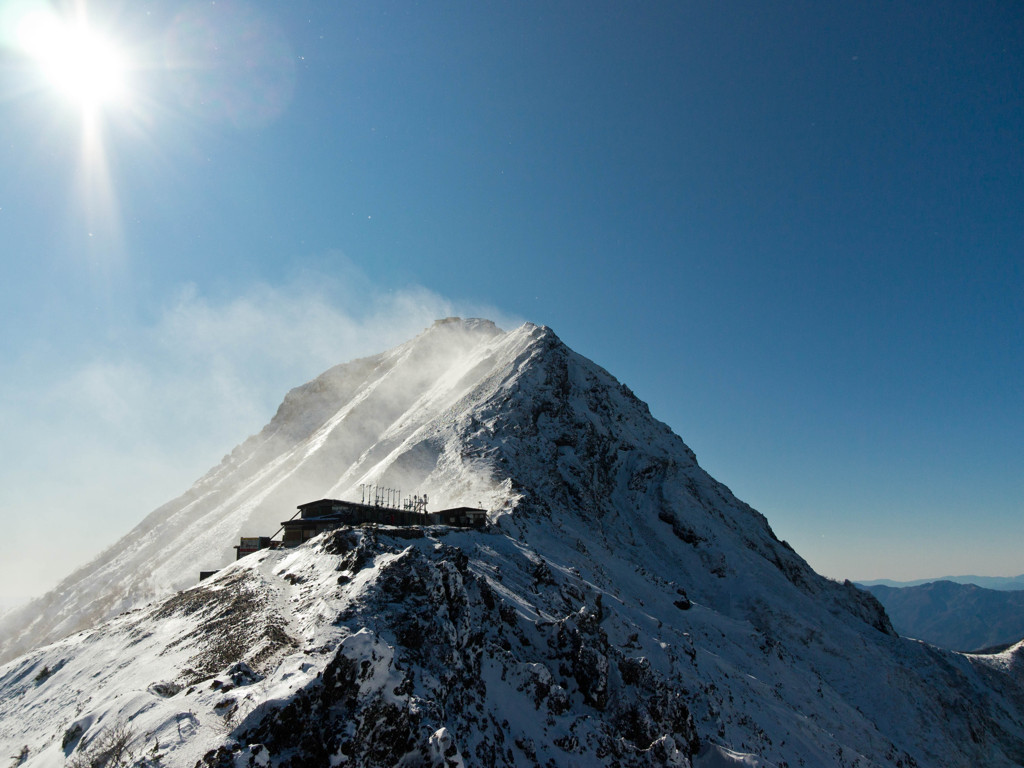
[2,319,1023,767]
[0,318,512,664]
[5,525,1024,767]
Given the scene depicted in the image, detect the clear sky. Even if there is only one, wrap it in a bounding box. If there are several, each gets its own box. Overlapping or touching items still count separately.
[1,1,1021,609]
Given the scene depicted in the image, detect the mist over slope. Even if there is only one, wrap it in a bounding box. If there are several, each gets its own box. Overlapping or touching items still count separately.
[2,319,1023,767]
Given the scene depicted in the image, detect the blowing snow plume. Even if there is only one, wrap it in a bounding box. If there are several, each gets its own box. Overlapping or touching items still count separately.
[0,318,511,664]
[1,318,1024,767]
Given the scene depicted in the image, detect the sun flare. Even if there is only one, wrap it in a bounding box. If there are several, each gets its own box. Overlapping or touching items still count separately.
[18,10,127,110]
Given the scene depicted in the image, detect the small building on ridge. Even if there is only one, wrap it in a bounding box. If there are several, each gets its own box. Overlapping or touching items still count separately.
[277,498,488,548]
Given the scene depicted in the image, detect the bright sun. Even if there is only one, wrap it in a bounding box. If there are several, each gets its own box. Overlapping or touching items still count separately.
[18,11,127,110]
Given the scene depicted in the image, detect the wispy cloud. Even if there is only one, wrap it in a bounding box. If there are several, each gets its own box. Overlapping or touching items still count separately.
[0,266,518,608]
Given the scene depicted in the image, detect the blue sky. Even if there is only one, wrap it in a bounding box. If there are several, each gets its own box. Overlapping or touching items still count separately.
[1,1,1021,607]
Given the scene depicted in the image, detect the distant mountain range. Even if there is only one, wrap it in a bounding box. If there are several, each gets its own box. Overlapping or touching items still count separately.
[863,581,1024,652]
[858,575,1024,591]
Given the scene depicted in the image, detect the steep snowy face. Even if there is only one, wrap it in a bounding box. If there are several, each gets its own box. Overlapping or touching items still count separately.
[438,325,891,634]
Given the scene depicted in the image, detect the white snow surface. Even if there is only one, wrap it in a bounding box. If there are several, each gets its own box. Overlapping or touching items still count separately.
[1,318,1023,767]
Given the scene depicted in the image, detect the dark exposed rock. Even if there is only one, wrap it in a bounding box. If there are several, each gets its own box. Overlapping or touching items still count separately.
[189,531,701,767]
[148,681,182,698]
[61,722,83,751]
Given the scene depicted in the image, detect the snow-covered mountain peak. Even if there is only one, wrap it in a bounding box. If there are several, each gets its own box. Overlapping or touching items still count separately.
[0,317,882,664]
[2,319,1024,767]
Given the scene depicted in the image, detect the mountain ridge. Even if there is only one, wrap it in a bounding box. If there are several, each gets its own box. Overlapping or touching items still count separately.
[865,580,1024,652]
[858,575,1024,591]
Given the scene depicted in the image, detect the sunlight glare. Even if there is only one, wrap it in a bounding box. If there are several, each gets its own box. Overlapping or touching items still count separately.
[18,10,127,110]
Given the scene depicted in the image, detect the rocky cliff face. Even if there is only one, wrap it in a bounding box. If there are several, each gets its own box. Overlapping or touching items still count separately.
[1,319,1023,767]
